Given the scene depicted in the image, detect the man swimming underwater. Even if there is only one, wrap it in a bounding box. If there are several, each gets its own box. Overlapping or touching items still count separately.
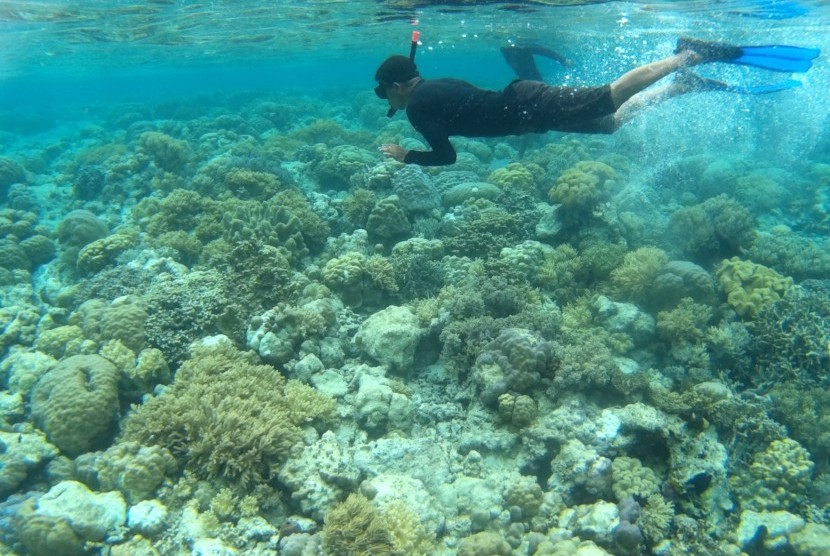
[375,38,818,166]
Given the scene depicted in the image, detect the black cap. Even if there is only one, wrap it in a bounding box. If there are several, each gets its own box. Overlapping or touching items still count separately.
[374,55,419,98]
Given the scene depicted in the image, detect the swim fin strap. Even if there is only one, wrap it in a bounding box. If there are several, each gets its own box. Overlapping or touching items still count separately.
[730,45,820,73]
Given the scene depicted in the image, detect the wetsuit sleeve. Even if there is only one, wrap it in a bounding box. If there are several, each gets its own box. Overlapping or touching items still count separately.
[403,122,457,166]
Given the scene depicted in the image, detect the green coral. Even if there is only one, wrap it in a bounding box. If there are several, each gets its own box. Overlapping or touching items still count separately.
[503,474,544,518]
[457,532,512,556]
[548,160,616,212]
[322,493,394,556]
[342,188,378,227]
[443,199,522,259]
[498,393,538,428]
[312,145,377,190]
[76,441,178,503]
[611,456,661,501]
[656,297,713,346]
[33,325,91,359]
[716,257,793,318]
[609,247,669,303]
[138,131,190,173]
[121,342,334,489]
[15,501,85,556]
[322,252,398,307]
[488,162,539,203]
[668,194,756,262]
[732,438,814,512]
[367,195,410,240]
[76,232,138,273]
[223,168,283,200]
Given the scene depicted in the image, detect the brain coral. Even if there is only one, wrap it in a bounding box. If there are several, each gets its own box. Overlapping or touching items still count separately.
[716,257,793,318]
[31,354,120,456]
[56,210,108,249]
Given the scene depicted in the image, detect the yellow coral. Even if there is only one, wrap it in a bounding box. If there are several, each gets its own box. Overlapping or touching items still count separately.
[610,247,669,302]
[611,456,661,501]
[488,162,537,198]
[77,232,137,273]
[549,160,616,212]
[716,257,793,318]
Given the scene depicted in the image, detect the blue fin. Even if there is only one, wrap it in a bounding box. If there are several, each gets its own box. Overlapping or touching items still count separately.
[733,45,820,72]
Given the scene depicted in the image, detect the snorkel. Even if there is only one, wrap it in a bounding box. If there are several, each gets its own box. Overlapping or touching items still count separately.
[386,30,420,118]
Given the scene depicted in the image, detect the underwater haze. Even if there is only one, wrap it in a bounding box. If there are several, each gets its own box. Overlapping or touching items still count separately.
[1,1,830,555]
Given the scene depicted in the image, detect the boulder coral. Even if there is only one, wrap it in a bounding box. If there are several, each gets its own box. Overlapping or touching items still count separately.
[75,441,178,503]
[667,194,756,262]
[354,305,423,374]
[367,195,411,240]
[716,257,793,318]
[31,354,120,456]
[55,209,108,250]
[471,327,553,406]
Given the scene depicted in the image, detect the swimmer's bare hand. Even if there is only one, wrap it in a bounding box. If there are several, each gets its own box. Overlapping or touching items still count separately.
[379,144,407,162]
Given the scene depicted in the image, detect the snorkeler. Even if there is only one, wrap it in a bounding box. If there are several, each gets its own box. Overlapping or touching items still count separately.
[500,43,573,81]
[375,37,819,167]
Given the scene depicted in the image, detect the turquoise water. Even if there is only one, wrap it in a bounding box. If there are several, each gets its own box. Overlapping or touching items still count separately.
[1,1,830,555]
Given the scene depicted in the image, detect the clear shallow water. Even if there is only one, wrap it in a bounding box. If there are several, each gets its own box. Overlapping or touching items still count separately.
[2,1,830,555]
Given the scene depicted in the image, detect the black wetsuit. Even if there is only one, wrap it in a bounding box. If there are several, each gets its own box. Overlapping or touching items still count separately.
[403,78,617,166]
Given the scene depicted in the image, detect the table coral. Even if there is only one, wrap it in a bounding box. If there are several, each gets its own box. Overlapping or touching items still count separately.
[716,257,793,318]
[31,354,120,456]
